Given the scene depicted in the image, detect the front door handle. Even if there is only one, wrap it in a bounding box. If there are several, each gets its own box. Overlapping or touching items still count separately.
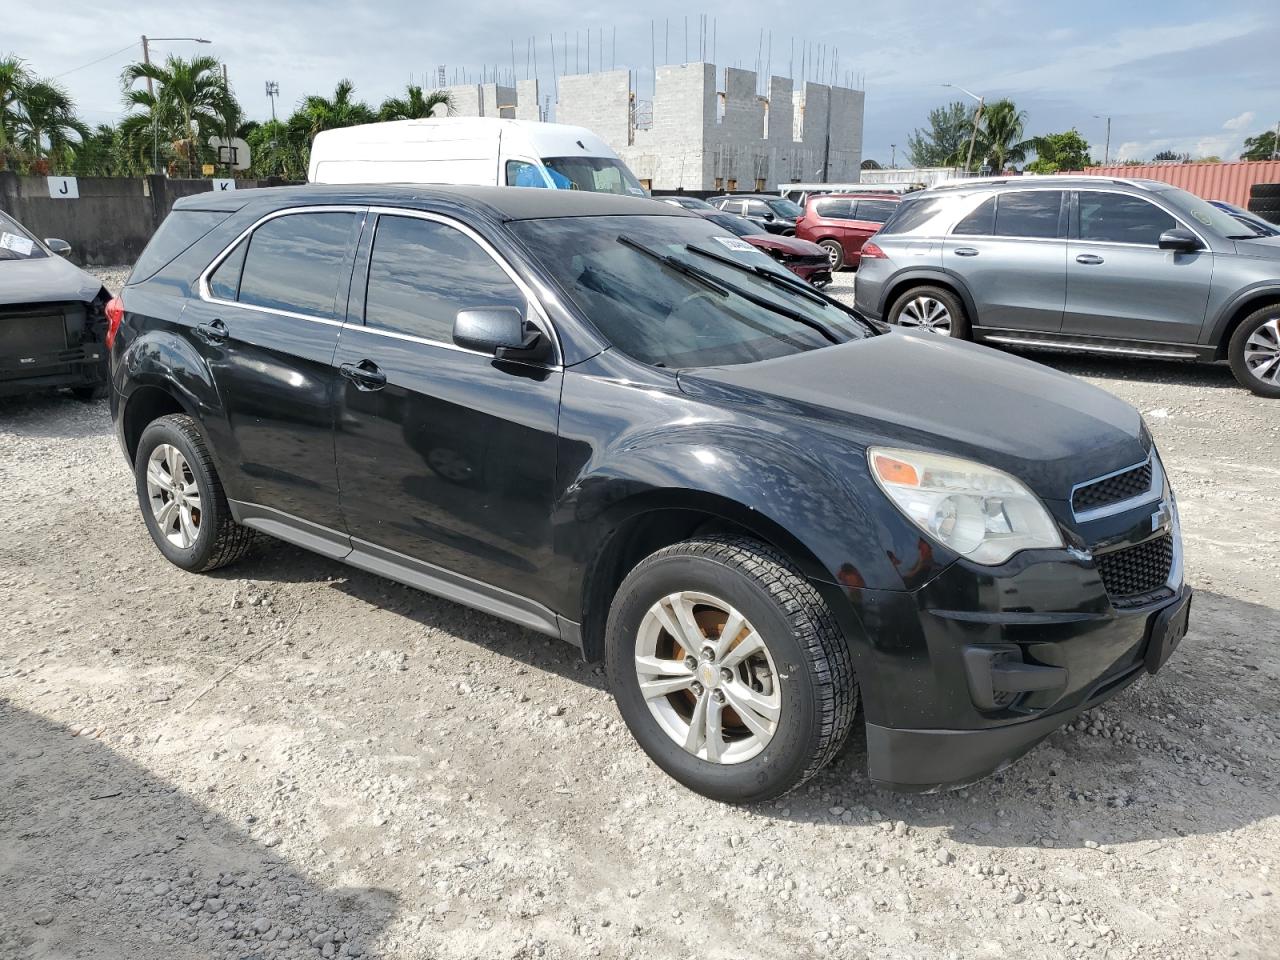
[340,359,387,391]
[953,247,979,257]
[1076,254,1105,265]
[195,318,229,344]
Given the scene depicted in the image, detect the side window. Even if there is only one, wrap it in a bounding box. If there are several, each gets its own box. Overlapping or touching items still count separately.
[505,160,547,188]
[814,198,851,219]
[237,212,356,318]
[208,240,247,301]
[747,200,772,218]
[953,196,996,236]
[993,191,1064,239]
[364,215,525,344]
[1078,191,1178,245]
[853,199,898,223]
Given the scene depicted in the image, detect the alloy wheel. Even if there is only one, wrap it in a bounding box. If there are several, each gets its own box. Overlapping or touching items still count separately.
[633,591,781,764]
[897,295,953,335]
[146,443,202,549]
[1244,317,1280,385]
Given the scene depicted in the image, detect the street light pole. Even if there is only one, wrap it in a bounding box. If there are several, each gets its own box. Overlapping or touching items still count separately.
[944,83,985,174]
[138,36,212,176]
[1094,114,1111,165]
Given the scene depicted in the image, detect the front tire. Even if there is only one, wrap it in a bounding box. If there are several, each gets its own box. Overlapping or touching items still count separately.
[134,414,254,572]
[1229,307,1280,398]
[605,536,857,803]
[888,285,970,339]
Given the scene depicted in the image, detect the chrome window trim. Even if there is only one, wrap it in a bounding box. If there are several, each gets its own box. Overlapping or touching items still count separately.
[1070,453,1163,522]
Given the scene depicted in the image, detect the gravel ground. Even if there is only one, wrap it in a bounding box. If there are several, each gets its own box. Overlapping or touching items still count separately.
[1,268,1277,960]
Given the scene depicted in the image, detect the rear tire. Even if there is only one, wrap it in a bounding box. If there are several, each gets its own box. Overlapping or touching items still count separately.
[1249,183,1280,201]
[888,285,971,339]
[1228,306,1280,398]
[134,414,254,572]
[605,536,857,804]
[818,239,845,271]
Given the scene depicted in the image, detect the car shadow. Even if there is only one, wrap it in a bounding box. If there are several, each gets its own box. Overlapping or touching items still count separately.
[0,700,395,958]
[0,391,113,439]
[1012,350,1241,390]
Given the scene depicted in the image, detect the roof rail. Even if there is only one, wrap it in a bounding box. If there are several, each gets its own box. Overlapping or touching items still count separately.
[926,174,1157,192]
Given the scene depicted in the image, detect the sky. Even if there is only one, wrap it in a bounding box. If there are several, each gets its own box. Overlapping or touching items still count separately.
[8,0,1279,166]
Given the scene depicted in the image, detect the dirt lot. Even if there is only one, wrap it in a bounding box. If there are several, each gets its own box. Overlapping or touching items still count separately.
[1,270,1278,960]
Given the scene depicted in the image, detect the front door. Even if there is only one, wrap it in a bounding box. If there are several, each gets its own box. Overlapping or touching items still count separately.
[332,211,563,610]
[1064,190,1213,344]
[943,189,1068,332]
[186,208,363,531]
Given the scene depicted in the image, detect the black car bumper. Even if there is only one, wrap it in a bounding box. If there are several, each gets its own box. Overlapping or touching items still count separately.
[0,344,108,397]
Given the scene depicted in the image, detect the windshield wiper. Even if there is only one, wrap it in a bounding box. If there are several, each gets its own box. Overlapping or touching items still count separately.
[683,242,827,305]
[616,235,840,344]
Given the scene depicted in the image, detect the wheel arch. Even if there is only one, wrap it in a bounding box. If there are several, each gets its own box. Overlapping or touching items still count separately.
[121,384,194,463]
[880,270,979,326]
[1210,289,1280,359]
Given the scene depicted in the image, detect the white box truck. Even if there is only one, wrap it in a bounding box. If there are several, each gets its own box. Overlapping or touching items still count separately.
[308,117,647,196]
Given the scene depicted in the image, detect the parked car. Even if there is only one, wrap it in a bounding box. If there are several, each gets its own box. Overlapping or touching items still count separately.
[0,210,111,401]
[110,184,1189,802]
[660,196,717,211]
[780,182,922,205]
[699,211,832,286]
[854,175,1280,397]
[708,194,804,235]
[796,193,902,270]
[1208,199,1279,238]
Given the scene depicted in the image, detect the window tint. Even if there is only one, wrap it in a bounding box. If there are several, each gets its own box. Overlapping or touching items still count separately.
[364,215,524,343]
[1078,191,1177,245]
[879,197,947,235]
[131,210,230,283]
[745,200,771,217]
[853,199,898,223]
[814,198,853,219]
[506,160,546,188]
[237,212,356,318]
[993,191,1063,239]
[208,240,247,300]
[953,196,996,235]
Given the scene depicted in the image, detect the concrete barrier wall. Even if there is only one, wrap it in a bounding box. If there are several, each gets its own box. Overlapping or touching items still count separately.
[0,173,295,267]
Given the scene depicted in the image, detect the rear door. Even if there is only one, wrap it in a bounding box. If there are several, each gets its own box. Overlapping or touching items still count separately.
[847,197,899,259]
[187,207,363,533]
[943,189,1067,332]
[332,210,563,608]
[1064,190,1212,344]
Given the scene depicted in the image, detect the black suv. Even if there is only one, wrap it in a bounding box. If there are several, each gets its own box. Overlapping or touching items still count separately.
[708,194,805,235]
[109,185,1190,802]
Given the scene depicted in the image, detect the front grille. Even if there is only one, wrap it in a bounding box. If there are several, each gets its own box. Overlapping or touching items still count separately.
[1095,534,1173,607]
[1072,460,1153,514]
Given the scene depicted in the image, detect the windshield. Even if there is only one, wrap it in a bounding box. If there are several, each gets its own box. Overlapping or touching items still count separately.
[542,156,647,197]
[509,214,872,368]
[1155,186,1250,237]
[767,198,804,219]
[705,213,768,237]
[0,212,48,261]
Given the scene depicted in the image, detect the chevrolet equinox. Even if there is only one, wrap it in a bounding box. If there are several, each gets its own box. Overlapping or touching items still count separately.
[108,185,1191,802]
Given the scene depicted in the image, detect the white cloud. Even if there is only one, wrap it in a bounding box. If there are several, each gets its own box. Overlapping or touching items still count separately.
[1223,111,1255,132]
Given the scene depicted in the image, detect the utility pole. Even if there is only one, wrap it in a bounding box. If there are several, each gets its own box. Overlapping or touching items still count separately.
[1273,119,1279,160]
[222,63,231,178]
[944,83,985,174]
[138,36,211,176]
[1095,114,1111,165]
[891,143,897,168]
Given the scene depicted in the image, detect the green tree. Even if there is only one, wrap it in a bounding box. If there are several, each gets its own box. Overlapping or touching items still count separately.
[1242,130,1277,161]
[12,79,87,172]
[292,79,374,140]
[1151,149,1189,163]
[906,101,973,168]
[0,54,34,168]
[69,123,146,176]
[976,99,1033,173]
[1025,129,1092,174]
[246,119,308,180]
[377,84,452,121]
[122,54,233,176]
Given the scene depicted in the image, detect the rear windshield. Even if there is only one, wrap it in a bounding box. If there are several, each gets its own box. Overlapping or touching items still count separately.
[0,211,48,261]
[128,209,232,284]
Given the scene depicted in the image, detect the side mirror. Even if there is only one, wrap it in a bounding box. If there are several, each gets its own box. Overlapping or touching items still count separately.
[1158,228,1201,252]
[453,307,551,363]
[45,238,72,257]
[763,212,776,221]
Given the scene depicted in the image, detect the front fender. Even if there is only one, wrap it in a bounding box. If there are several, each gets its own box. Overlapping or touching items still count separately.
[1203,281,1280,350]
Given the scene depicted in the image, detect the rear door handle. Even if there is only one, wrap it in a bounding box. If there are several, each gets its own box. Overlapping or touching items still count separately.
[953,247,979,257]
[195,318,229,344]
[1075,254,1105,265]
[340,359,387,391]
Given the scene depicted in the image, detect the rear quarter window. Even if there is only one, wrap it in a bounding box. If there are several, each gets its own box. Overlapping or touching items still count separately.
[879,196,950,236]
[128,210,232,285]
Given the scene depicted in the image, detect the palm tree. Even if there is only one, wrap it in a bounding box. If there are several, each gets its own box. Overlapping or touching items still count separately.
[0,54,34,168]
[377,84,452,121]
[12,79,87,172]
[293,79,374,141]
[976,99,1033,173]
[122,54,230,176]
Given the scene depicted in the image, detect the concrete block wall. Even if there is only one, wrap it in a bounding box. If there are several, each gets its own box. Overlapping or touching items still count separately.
[622,63,716,191]
[515,80,541,121]
[557,70,632,149]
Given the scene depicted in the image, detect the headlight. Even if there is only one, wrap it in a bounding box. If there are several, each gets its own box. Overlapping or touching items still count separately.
[868,447,1063,565]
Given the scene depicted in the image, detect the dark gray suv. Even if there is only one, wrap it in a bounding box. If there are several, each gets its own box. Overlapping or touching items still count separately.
[854,176,1280,396]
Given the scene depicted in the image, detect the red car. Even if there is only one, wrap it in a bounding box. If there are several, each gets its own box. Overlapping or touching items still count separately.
[796,193,901,271]
[699,211,833,287]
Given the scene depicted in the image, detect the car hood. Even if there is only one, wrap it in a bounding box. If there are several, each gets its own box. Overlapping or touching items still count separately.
[746,234,827,257]
[0,255,105,306]
[678,331,1148,501]
[1231,234,1280,259]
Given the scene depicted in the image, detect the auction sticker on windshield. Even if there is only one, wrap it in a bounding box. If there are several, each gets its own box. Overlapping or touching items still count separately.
[712,236,756,253]
[0,232,35,257]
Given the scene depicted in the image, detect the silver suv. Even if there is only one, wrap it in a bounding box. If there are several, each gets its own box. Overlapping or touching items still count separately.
[854,176,1280,397]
